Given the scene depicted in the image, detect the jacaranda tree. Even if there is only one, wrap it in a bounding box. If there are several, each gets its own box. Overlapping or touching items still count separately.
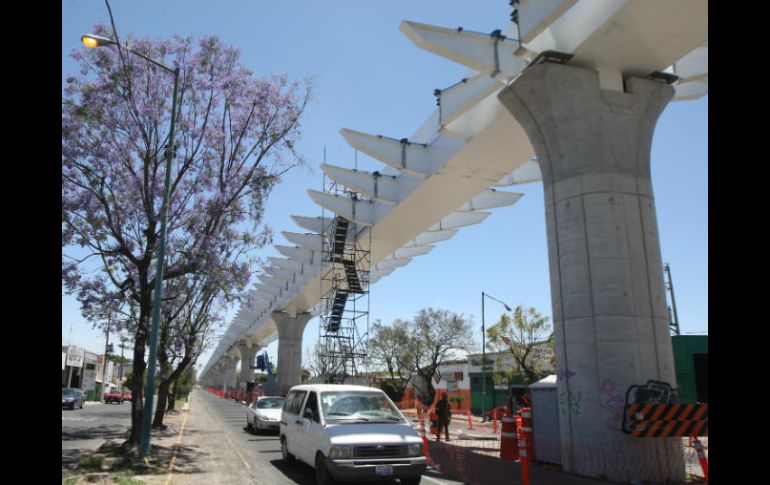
[62,23,312,446]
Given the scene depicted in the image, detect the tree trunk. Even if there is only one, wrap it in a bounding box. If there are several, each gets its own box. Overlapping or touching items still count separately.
[153,356,192,427]
[167,376,178,411]
[128,332,147,446]
[152,379,171,428]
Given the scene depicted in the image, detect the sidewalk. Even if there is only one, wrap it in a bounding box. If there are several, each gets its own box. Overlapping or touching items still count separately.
[127,392,255,485]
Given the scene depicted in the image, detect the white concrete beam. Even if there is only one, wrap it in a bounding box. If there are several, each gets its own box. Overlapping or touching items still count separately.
[265,267,297,281]
[516,0,579,44]
[275,245,319,265]
[374,258,411,271]
[522,0,708,78]
[437,74,505,127]
[403,229,458,247]
[492,159,542,186]
[427,211,491,231]
[258,275,289,290]
[457,189,523,211]
[340,129,463,177]
[400,21,528,81]
[282,232,324,252]
[307,190,389,227]
[672,43,708,83]
[384,245,434,260]
[268,270,315,287]
[291,215,333,235]
[320,164,421,204]
[673,79,708,101]
[255,283,282,296]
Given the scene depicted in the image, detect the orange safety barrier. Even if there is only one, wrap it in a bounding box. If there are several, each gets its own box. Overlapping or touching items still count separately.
[519,407,534,461]
[418,412,430,458]
[499,414,519,461]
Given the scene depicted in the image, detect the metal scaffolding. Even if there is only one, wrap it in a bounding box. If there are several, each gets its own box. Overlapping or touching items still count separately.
[317,169,371,383]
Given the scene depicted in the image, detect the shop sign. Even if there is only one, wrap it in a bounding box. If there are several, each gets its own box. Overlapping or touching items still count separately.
[66,347,85,368]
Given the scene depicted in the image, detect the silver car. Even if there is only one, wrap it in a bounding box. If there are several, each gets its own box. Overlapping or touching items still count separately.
[62,388,86,410]
[247,396,284,433]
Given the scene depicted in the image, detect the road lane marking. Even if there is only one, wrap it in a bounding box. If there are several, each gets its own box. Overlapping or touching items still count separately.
[164,402,191,485]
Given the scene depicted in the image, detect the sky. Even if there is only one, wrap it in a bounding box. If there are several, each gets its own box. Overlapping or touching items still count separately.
[61,1,708,377]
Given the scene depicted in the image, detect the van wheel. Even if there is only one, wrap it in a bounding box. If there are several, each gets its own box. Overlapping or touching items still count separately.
[315,453,336,485]
[280,436,295,464]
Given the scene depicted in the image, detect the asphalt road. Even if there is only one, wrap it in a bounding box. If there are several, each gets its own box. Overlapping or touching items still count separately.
[61,399,134,469]
[196,390,464,485]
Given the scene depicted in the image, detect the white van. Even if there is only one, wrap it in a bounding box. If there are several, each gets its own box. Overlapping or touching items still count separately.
[279,384,426,485]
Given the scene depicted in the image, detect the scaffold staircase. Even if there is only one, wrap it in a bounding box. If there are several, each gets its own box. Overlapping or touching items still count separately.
[318,180,370,383]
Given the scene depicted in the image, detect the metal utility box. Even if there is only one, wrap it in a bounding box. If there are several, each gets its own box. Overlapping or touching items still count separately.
[529,375,561,465]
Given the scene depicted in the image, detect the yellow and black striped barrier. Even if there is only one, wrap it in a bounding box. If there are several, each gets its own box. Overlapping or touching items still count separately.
[626,403,708,437]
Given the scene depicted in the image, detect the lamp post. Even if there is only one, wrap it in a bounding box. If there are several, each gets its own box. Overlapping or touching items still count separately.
[481,292,511,421]
[82,34,180,458]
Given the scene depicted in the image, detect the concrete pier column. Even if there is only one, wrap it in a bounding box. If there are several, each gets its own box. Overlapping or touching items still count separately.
[498,63,683,483]
[272,311,313,394]
[222,357,238,390]
[237,342,260,390]
[212,363,225,389]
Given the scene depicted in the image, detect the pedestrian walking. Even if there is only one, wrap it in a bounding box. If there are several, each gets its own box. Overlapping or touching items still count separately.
[435,392,451,441]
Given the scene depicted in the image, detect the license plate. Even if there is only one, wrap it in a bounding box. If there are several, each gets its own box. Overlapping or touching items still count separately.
[375,465,393,477]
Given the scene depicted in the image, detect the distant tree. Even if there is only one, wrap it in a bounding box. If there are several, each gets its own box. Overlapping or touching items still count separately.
[486,305,552,384]
[305,342,334,379]
[404,308,474,406]
[366,319,414,402]
[62,21,311,446]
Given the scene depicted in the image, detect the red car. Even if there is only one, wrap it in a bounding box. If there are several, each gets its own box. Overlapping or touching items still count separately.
[122,390,132,401]
[484,405,509,420]
[104,390,124,404]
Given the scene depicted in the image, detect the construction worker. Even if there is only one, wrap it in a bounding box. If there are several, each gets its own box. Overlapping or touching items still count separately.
[435,392,451,441]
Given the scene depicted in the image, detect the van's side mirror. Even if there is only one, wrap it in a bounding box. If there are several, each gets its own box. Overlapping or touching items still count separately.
[303,408,314,420]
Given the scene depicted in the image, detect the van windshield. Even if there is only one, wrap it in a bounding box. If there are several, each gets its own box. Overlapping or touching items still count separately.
[320,391,404,423]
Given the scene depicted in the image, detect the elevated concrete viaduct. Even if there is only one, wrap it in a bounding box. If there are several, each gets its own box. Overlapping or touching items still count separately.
[202,2,706,481]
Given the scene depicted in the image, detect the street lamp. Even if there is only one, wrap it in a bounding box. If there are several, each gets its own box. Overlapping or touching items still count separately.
[481,292,511,421]
[82,33,180,458]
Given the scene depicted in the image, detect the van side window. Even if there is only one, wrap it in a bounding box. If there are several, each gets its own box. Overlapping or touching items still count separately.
[304,391,320,423]
[287,391,307,415]
[282,392,296,413]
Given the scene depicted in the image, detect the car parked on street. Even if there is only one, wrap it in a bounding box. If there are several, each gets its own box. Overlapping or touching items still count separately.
[62,388,86,410]
[246,396,284,433]
[122,390,132,401]
[103,389,124,404]
[280,384,425,485]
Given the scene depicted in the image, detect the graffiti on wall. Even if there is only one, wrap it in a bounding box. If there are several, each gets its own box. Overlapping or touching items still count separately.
[626,380,676,406]
[599,378,626,431]
[559,390,581,416]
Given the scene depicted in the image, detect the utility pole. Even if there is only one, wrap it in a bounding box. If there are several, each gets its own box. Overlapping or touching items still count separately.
[119,337,127,390]
[100,317,112,400]
[664,263,681,336]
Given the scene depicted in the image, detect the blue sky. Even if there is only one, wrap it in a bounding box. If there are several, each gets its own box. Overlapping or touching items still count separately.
[62,1,708,374]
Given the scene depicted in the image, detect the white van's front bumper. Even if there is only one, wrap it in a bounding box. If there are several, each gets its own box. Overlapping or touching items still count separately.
[325,456,426,482]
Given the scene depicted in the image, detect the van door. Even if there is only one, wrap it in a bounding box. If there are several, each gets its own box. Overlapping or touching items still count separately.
[297,391,324,464]
[283,391,308,463]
